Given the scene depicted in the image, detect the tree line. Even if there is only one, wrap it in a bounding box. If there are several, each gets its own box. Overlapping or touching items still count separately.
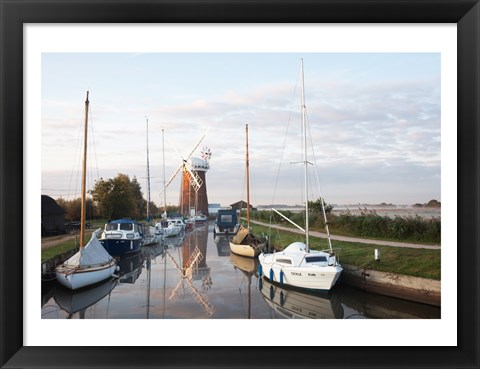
[57,173,178,222]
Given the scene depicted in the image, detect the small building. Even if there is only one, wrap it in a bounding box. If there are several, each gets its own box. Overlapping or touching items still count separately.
[41,195,65,236]
[208,203,222,216]
[230,200,255,211]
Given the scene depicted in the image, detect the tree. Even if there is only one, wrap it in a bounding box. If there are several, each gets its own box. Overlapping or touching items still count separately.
[56,197,97,221]
[308,197,334,215]
[90,173,142,220]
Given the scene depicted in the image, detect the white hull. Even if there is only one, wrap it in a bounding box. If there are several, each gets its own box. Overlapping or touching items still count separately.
[258,243,342,292]
[215,224,240,235]
[144,234,161,245]
[229,241,262,258]
[163,226,181,237]
[55,259,117,290]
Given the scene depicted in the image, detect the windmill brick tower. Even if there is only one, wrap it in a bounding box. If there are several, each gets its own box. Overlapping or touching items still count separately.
[179,147,211,217]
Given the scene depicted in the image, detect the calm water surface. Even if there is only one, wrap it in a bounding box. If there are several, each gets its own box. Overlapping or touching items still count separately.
[41,222,440,319]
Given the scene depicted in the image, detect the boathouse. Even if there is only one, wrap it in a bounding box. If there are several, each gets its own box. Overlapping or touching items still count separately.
[230,200,255,211]
[41,195,65,236]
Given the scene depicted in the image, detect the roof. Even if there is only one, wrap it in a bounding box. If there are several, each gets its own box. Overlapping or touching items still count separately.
[109,218,140,224]
[41,195,65,216]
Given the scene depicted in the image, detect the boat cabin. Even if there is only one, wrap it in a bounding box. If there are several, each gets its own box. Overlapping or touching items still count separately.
[274,242,332,267]
[103,219,144,238]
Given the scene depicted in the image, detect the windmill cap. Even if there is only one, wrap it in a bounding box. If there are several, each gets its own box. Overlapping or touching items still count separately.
[188,157,210,171]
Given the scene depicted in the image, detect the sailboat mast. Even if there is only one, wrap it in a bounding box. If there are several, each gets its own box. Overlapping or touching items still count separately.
[80,91,89,249]
[146,117,151,220]
[246,123,251,229]
[301,59,309,250]
[162,128,167,219]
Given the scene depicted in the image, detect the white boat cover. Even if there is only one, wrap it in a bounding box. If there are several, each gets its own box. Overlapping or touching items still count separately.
[64,229,114,267]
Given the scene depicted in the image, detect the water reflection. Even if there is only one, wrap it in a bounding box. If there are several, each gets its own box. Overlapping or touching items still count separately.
[214,234,231,256]
[167,228,214,316]
[41,221,441,319]
[117,251,143,284]
[43,278,118,319]
[259,278,344,319]
[229,253,260,319]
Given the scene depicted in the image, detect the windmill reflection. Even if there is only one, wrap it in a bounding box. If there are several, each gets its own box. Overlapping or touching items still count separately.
[166,227,214,317]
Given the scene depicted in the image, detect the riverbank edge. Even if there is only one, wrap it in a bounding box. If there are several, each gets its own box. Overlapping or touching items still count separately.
[341,263,440,307]
[41,250,440,308]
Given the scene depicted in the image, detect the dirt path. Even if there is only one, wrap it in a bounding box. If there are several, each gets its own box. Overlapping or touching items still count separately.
[41,229,98,250]
[248,219,441,250]
[41,234,78,249]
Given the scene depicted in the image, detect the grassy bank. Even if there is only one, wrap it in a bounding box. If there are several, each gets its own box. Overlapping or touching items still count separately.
[41,227,98,263]
[250,223,441,280]
[250,210,441,244]
[41,239,78,263]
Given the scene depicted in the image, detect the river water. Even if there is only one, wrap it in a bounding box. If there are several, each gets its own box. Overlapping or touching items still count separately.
[41,222,440,319]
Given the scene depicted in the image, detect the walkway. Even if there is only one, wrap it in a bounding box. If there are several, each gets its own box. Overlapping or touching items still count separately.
[248,219,441,250]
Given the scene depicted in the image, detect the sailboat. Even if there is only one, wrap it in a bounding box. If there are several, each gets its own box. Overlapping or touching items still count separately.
[155,128,182,238]
[55,91,118,290]
[258,59,343,292]
[229,124,266,258]
[144,117,161,246]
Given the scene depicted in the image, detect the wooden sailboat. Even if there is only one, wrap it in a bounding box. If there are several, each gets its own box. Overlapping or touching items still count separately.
[55,91,118,290]
[229,124,266,258]
[258,59,343,292]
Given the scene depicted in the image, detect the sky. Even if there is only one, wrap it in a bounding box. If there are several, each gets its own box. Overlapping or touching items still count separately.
[41,52,441,208]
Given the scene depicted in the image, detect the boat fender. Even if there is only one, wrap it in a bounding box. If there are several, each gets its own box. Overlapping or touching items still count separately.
[280,291,285,307]
[258,278,263,291]
[258,264,263,277]
[269,268,274,281]
[279,270,284,287]
[270,285,274,300]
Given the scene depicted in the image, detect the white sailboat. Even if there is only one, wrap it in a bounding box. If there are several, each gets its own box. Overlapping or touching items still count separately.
[258,59,343,292]
[229,124,266,258]
[55,91,118,290]
[144,117,161,246]
[155,128,183,238]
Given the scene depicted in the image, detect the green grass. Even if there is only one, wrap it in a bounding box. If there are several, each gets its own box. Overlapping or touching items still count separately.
[41,239,79,263]
[41,227,98,263]
[250,223,441,280]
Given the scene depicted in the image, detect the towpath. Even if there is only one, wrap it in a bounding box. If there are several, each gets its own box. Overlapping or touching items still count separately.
[248,219,441,250]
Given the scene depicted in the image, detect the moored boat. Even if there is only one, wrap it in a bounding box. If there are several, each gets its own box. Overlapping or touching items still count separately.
[229,124,266,257]
[55,91,118,290]
[144,224,161,245]
[213,209,239,236]
[99,218,144,256]
[258,59,342,292]
[156,219,182,238]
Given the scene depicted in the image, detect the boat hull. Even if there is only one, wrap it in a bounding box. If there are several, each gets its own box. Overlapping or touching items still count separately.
[258,253,342,292]
[215,225,239,236]
[100,238,143,256]
[55,260,117,290]
[229,241,262,258]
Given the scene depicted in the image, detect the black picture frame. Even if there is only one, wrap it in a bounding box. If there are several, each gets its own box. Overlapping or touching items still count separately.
[1,1,479,368]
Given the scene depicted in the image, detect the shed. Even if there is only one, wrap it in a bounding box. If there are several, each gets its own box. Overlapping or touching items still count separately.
[230,200,255,211]
[41,195,65,236]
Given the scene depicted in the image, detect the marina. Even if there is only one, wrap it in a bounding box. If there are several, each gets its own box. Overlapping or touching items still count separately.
[41,222,440,319]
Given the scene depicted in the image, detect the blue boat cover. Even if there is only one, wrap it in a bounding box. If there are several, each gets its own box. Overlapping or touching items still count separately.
[216,209,238,227]
[109,218,139,224]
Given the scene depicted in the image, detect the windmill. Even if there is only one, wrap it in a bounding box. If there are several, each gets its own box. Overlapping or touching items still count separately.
[180,147,212,217]
[160,128,211,217]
